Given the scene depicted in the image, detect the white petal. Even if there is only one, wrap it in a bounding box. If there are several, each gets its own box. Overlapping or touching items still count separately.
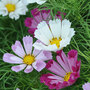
[49,19,61,38]
[9,12,19,20]
[61,19,72,38]
[36,0,46,5]
[33,42,58,51]
[35,21,53,45]
[59,37,71,49]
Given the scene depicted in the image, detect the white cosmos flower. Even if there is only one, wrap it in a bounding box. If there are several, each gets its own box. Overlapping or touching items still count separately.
[21,0,46,5]
[0,0,28,20]
[33,19,75,51]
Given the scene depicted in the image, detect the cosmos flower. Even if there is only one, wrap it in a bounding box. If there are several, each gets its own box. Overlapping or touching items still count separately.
[40,50,81,90]
[24,8,65,35]
[3,36,52,73]
[0,0,28,20]
[21,0,47,5]
[33,19,75,51]
[82,82,90,90]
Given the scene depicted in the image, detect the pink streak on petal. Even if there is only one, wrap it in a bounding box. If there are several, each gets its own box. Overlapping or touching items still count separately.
[12,41,25,58]
[32,61,46,72]
[3,53,23,64]
[34,50,52,61]
[11,64,26,72]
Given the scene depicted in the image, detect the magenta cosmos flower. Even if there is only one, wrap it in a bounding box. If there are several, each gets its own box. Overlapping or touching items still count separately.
[3,36,52,73]
[40,50,81,90]
[82,82,90,90]
[24,8,66,35]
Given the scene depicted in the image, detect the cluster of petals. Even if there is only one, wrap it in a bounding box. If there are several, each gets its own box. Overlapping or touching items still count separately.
[40,50,81,90]
[33,19,75,51]
[0,0,28,20]
[82,82,90,90]
[24,8,66,35]
[22,0,47,5]
[3,36,52,73]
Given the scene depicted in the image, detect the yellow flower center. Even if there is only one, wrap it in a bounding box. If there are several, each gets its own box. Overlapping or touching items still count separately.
[5,4,16,12]
[23,55,35,65]
[49,37,62,48]
[64,72,72,81]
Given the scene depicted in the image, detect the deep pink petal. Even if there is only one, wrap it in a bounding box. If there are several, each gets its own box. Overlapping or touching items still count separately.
[31,8,42,23]
[3,53,23,64]
[25,17,38,28]
[40,73,63,90]
[24,65,33,73]
[68,49,78,61]
[41,9,51,20]
[28,28,36,35]
[32,61,46,72]
[11,64,26,72]
[23,36,33,55]
[12,41,25,58]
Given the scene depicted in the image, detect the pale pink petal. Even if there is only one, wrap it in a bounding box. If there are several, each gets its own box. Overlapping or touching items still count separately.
[32,61,46,72]
[11,64,26,72]
[16,88,20,90]
[3,53,23,64]
[24,65,33,73]
[23,36,33,55]
[35,50,52,61]
[82,82,90,90]
[33,48,41,56]
[46,60,66,77]
[12,41,25,58]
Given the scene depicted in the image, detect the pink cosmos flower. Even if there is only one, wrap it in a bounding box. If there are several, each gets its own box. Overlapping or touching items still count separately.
[82,82,90,90]
[24,8,66,35]
[40,50,81,90]
[3,36,52,73]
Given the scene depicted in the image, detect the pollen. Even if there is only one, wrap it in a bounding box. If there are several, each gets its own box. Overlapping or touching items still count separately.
[23,55,35,65]
[49,37,62,48]
[5,4,16,12]
[64,72,72,81]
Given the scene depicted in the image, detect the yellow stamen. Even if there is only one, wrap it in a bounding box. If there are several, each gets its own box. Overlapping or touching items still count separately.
[64,72,72,81]
[5,4,16,12]
[23,55,35,65]
[49,37,62,48]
